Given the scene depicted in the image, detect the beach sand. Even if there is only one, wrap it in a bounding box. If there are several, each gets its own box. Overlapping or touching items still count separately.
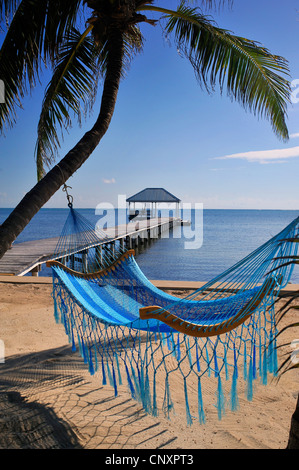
[0,278,298,450]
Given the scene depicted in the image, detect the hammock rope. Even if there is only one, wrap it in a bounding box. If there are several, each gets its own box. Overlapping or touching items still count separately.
[47,206,299,425]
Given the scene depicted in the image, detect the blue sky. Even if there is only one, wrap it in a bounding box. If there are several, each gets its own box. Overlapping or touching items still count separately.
[1,0,299,210]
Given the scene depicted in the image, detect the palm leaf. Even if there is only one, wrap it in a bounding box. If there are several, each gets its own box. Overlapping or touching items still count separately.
[140,2,290,140]
[168,2,290,140]
[35,26,102,180]
[277,356,299,377]
[122,25,144,75]
[0,0,20,22]
[187,0,233,8]
[267,259,299,276]
[273,256,299,261]
[35,20,144,180]
[276,332,299,377]
[276,322,299,340]
[0,0,82,133]
[276,294,299,326]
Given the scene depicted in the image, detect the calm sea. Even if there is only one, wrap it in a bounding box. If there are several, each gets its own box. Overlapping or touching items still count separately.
[1,208,299,283]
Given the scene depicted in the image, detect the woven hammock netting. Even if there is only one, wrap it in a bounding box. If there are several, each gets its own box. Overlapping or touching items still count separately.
[47,207,299,425]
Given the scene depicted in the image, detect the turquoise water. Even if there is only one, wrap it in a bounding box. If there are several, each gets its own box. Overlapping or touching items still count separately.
[1,208,299,283]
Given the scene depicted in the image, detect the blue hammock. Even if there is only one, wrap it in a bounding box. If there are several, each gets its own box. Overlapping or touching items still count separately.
[47,208,299,425]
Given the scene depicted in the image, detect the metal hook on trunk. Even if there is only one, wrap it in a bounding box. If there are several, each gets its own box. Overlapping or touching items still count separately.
[62,184,73,208]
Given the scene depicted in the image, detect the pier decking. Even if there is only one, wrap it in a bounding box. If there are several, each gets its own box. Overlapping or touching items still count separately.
[0,217,180,276]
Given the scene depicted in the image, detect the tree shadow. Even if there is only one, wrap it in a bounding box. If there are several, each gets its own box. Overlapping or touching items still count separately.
[0,345,177,449]
[0,390,82,449]
[0,345,85,449]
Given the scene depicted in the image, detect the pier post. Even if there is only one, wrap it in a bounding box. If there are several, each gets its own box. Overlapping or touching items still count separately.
[95,245,103,266]
[31,265,41,277]
[82,249,88,272]
[70,254,75,270]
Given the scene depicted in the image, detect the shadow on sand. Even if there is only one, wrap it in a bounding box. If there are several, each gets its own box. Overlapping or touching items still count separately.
[0,345,177,449]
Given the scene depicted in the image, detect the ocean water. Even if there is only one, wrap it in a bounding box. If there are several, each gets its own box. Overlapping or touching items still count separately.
[1,208,299,283]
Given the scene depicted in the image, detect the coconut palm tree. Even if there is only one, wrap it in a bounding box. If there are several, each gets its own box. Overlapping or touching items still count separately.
[0,0,291,258]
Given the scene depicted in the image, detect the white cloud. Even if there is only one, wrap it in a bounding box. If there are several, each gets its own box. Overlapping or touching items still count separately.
[214,146,299,164]
[290,132,299,139]
[103,178,116,184]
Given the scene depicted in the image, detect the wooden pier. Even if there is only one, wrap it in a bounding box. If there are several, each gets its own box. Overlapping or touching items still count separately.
[0,217,180,276]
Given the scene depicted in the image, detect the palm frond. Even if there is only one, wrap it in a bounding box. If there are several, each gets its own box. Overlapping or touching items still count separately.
[158,2,290,140]
[277,322,299,337]
[41,0,83,64]
[186,0,233,9]
[35,26,103,180]
[122,25,144,76]
[35,16,144,180]
[267,259,299,276]
[276,331,299,377]
[277,355,299,377]
[0,0,20,23]
[276,295,299,326]
[0,0,82,134]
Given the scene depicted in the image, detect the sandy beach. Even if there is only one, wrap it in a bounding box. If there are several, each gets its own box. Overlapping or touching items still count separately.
[0,276,298,450]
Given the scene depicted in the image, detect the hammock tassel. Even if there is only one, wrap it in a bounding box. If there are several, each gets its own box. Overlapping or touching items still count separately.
[198,376,205,424]
[81,337,88,365]
[176,334,181,361]
[88,347,95,376]
[243,342,247,381]
[268,331,274,374]
[131,364,141,402]
[53,291,60,324]
[184,378,193,427]
[163,375,174,419]
[252,341,257,380]
[106,361,114,388]
[230,367,239,412]
[262,348,268,385]
[101,358,107,386]
[230,348,239,411]
[273,336,278,377]
[112,363,118,397]
[152,373,158,417]
[144,369,152,414]
[71,329,76,352]
[196,344,201,372]
[216,374,225,420]
[114,353,122,385]
[247,356,254,401]
[125,363,135,399]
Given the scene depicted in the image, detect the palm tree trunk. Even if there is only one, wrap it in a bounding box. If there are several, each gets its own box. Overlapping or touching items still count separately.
[0,27,124,260]
[287,394,299,449]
